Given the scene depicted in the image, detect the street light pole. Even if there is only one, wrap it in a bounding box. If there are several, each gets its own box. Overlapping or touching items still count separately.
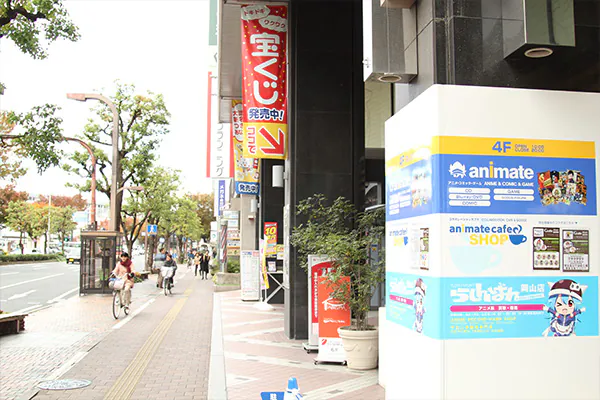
[67,93,119,232]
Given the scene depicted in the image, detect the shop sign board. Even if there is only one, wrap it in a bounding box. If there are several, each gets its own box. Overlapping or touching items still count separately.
[232,100,260,195]
[317,276,350,363]
[241,5,288,159]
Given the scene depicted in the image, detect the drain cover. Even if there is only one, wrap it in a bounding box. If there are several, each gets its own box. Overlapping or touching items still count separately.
[37,379,92,390]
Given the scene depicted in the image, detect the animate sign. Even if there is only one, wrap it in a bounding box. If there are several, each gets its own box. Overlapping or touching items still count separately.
[241,4,288,160]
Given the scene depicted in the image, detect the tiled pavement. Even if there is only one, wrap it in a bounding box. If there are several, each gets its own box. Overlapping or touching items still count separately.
[32,269,212,400]
[0,273,161,400]
[1,270,385,400]
[217,291,385,400]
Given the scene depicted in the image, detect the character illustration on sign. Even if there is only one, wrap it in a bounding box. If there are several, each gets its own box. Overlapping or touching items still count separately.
[413,278,427,333]
[537,170,587,206]
[542,279,587,337]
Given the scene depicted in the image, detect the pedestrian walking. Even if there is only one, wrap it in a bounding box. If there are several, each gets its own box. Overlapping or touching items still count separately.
[194,250,202,277]
[200,250,210,280]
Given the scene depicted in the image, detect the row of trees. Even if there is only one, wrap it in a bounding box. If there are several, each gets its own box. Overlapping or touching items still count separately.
[1,1,214,265]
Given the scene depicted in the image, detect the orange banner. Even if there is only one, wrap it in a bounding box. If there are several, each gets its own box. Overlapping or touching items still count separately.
[318,276,351,338]
[241,4,288,159]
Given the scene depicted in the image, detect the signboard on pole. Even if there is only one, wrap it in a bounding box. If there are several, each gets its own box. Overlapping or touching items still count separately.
[317,276,350,363]
[232,100,260,195]
[264,222,278,257]
[147,224,158,235]
[241,5,288,159]
[305,256,332,350]
[241,250,261,301]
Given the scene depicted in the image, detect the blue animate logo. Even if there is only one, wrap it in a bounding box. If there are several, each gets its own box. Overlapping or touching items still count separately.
[449,161,534,180]
[449,224,527,246]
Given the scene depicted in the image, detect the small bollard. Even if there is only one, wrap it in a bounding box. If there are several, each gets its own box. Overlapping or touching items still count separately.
[260,376,302,400]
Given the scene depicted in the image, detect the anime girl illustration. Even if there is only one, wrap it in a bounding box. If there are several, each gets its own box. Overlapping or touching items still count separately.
[413,278,427,334]
[542,279,587,337]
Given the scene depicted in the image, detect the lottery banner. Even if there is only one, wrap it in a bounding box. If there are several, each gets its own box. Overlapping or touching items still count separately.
[241,5,288,159]
[317,276,350,363]
[231,100,260,195]
[387,137,597,220]
[387,272,599,339]
[264,222,278,257]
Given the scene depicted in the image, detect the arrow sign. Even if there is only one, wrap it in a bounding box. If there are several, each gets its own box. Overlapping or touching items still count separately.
[8,290,36,301]
[259,127,285,156]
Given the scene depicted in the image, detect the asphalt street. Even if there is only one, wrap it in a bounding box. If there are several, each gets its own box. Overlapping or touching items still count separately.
[0,255,145,314]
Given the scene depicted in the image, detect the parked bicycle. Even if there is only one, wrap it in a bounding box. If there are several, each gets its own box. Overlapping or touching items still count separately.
[109,274,132,319]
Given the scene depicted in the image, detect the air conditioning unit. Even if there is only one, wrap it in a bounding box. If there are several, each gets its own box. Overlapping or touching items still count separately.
[365,182,383,208]
[362,0,417,83]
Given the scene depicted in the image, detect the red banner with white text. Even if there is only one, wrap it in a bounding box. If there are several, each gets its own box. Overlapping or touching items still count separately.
[241,4,288,159]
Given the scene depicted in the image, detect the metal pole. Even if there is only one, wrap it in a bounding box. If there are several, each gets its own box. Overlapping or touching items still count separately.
[47,194,51,253]
[66,93,119,231]
[63,137,97,229]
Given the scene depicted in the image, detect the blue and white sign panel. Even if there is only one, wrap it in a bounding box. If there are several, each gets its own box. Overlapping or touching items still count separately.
[218,180,226,216]
[235,181,259,195]
[147,224,158,235]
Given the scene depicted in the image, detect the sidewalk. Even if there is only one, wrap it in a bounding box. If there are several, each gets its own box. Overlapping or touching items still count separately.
[0,273,160,400]
[32,268,212,400]
[215,290,385,400]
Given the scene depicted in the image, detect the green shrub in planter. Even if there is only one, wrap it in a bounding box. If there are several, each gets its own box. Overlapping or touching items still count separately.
[291,194,385,331]
[227,259,240,274]
[0,254,63,263]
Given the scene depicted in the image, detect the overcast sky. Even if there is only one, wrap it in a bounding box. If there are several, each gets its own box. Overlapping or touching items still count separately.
[1,0,214,200]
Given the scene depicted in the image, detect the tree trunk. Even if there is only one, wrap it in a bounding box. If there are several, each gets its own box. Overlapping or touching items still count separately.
[60,233,65,254]
[44,232,48,254]
[176,237,185,264]
[145,235,155,271]
[19,232,23,254]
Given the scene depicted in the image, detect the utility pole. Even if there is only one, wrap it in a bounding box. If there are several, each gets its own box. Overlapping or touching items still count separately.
[47,194,52,253]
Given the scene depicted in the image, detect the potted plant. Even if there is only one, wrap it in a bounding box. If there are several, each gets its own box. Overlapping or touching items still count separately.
[291,194,385,370]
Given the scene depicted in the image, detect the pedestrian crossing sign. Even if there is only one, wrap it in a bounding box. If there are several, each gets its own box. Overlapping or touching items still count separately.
[147,224,158,235]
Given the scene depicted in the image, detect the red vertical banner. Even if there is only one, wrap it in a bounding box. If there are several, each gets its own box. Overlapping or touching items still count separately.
[317,276,350,363]
[241,5,288,159]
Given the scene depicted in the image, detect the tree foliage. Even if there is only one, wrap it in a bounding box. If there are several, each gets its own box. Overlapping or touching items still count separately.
[6,200,46,253]
[0,0,80,60]
[64,82,171,228]
[0,185,28,228]
[38,194,86,210]
[0,113,26,181]
[5,104,65,173]
[189,193,214,241]
[291,194,385,331]
[50,205,76,253]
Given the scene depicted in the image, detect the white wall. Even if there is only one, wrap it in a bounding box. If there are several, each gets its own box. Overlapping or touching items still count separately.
[383,85,600,400]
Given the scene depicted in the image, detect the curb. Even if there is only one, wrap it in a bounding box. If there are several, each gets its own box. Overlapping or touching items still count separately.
[208,293,228,400]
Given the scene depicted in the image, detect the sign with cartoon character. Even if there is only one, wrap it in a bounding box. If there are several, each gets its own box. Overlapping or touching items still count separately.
[231,100,260,195]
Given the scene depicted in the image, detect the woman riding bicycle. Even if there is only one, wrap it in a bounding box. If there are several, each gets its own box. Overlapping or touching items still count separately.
[111,252,137,308]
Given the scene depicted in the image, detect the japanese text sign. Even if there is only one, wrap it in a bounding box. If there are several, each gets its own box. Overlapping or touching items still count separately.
[231,100,260,194]
[264,222,278,258]
[241,5,288,159]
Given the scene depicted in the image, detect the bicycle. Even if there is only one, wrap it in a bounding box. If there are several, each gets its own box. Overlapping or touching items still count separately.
[109,275,131,319]
[161,266,174,296]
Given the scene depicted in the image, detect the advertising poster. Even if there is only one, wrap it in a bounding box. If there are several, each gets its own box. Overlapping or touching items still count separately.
[444,275,598,339]
[562,229,590,272]
[264,222,278,257]
[240,5,288,159]
[439,137,596,216]
[419,227,429,270]
[241,250,260,301]
[532,227,560,270]
[317,276,350,363]
[386,145,432,221]
[307,256,332,347]
[217,180,226,216]
[387,273,599,339]
[386,272,442,338]
[231,100,260,195]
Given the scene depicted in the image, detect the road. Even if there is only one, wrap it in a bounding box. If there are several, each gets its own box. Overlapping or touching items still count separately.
[0,255,145,314]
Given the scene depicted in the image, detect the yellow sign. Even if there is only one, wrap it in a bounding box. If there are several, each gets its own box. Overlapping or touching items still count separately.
[232,100,261,192]
[243,122,287,160]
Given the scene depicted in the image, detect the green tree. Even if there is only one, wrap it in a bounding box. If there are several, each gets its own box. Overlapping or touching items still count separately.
[64,82,171,230]
[5,201,45,253]
[0,185,28,228]
[0,113,26,181]
[189,193,214,241]
[0,0,79,58]
[162,196,203,263]
[120,166,180,269]
[50,206,76,253]
[5,104,65,173]
[0,0,80,93]
[5,200,29,253]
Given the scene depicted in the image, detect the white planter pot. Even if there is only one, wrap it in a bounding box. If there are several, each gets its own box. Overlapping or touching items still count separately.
[338,326,379,370]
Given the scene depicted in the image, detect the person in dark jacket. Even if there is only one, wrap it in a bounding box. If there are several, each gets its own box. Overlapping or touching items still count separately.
[163,252,177,287]
[200,250,210,280]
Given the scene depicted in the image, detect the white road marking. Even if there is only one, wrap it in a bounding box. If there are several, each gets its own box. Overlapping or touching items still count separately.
[0,271,19,276]
[7,289,36,301]
[112,298,155,330]
[13,303,50,314]
[0,273,64,290]
[47,287,79,304]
